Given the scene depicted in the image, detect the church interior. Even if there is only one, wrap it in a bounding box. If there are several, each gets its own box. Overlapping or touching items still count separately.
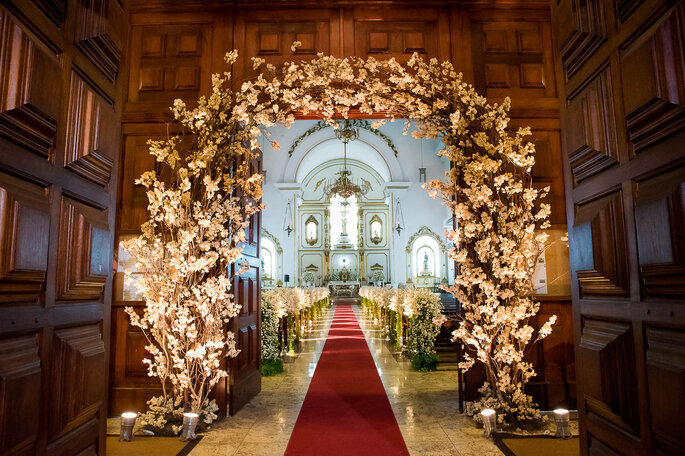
[0,0,683,455]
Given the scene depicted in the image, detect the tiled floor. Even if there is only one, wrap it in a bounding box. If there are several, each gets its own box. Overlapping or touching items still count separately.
[189,302,504,456]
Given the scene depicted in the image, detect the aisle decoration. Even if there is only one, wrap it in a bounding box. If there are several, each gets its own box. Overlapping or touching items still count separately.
[261,287,330,375]
[360,286,444,371]
[128,43,553,429]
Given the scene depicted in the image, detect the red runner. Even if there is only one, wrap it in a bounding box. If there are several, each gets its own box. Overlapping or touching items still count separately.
[285,303,409,456]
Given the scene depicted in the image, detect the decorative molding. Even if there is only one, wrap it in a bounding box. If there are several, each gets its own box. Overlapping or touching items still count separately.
[566,67,619,183]
[558,0,607,78]
[615,0,645,23]
[0,10,59,158]
[261,228,282,254]
[645,326,685,454]
[621,5,685,153]
[73,0,122,82]
[0,173,50,305]
[574,191,630,297]
[0,335,40,455]
[56,197,109,302]
[64,71,115,187]
[580,318,639,433]
[32,0,67,26]
[49,325,105,439]
[288,120,399,157]
[405,225,445,254]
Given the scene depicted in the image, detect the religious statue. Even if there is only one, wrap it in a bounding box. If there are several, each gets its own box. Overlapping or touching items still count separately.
[423,251,429,272]
[340,200,349,236]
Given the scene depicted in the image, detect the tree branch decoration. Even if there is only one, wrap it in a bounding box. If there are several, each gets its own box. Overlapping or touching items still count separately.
[287,119,399,157]
[127,43,553,430]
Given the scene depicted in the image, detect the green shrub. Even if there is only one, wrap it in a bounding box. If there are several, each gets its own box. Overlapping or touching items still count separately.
[411,353,440,372]
[261,358,284,376]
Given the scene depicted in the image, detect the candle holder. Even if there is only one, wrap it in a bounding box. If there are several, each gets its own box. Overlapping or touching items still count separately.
[481,409,497,438]
[119,412,137,441]
[179,412,200,441]
[554,408,571,439]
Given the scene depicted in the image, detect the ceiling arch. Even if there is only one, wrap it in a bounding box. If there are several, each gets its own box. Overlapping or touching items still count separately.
[282,127,404,183]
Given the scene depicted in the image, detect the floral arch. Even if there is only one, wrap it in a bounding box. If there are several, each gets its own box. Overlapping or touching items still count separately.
[126,46,554,425]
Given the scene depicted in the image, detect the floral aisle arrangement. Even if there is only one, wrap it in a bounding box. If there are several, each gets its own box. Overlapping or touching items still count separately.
[128,43,553,430]
[360,286,445,371]
[123,51,264,434]
[260,287,330,375]
[403,288,446,371]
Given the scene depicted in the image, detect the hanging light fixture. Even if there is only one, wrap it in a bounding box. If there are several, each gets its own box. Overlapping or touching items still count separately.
[323,120,371,200]
[283,198,293,236]
[419,138,426,183]
[394,196,405,235]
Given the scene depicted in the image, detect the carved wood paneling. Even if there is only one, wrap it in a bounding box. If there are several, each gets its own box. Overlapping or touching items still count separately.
[634,166,685,297]
[557,0,606,79]
[0,335,40,455]
[131,24,208,103]
[0,173,49,305]
[354,21,436,62]
[119,135,161,233]
[580,318,639,434]
[574,191,629,297]
[49,325,105,440]
[0,8,59,158]
[0,0,124,453]
[565,68,619,183]
[73,0,123,82]
[56,197,109,302]
[473,21,555,100]
[644,326,685,455]
[615,0,646,23]
[238,12,331,82]
[65,71,117,187]
[621,5,685,154]
[33,0,67,26]
[530,130,566,225]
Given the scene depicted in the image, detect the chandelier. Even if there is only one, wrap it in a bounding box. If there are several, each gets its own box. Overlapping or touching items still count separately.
[324,121,371,199]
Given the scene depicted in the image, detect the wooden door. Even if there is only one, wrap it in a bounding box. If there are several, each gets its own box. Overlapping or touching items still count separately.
[0,0,126,454]
[228,150,262,414]
[552,0,685,454]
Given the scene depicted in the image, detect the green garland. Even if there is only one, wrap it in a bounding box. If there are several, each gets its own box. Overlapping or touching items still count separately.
[287,120,399,157]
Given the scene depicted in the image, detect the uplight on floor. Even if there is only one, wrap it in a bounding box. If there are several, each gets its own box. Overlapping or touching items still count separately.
[119,412,137,441]
[481,408,497,438]
[554,408,571,439]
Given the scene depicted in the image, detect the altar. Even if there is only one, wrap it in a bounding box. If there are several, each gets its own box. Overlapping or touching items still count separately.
[328,281,361,297]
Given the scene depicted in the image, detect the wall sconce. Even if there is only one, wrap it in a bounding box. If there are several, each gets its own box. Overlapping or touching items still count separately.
[481,409,497,438]
[554,408,571,439]
[120,412,137,441]
[283,199,293,236]
[180,412,199,441]
[419,167,426,183]
[394,197,405,235]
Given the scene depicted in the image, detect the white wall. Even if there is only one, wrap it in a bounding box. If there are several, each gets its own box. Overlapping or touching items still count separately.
[260,120,452,286]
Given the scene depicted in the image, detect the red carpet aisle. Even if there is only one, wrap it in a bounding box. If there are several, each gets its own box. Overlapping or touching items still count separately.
[285,302,410,456]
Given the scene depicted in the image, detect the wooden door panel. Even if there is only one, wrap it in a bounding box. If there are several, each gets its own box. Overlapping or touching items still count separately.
[553,1,685,454]
[0,172,50,305]
[620,7,685,154]
[0,9,60,159]
[49,325,106,440]
[0,334,41,455]
[0,0,126,453]
[228,151,262,415]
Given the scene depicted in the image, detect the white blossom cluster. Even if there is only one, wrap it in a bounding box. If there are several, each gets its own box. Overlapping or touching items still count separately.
[124,50,264,419]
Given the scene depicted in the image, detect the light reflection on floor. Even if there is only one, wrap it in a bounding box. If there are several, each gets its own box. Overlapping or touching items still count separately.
[187,303,503,455]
